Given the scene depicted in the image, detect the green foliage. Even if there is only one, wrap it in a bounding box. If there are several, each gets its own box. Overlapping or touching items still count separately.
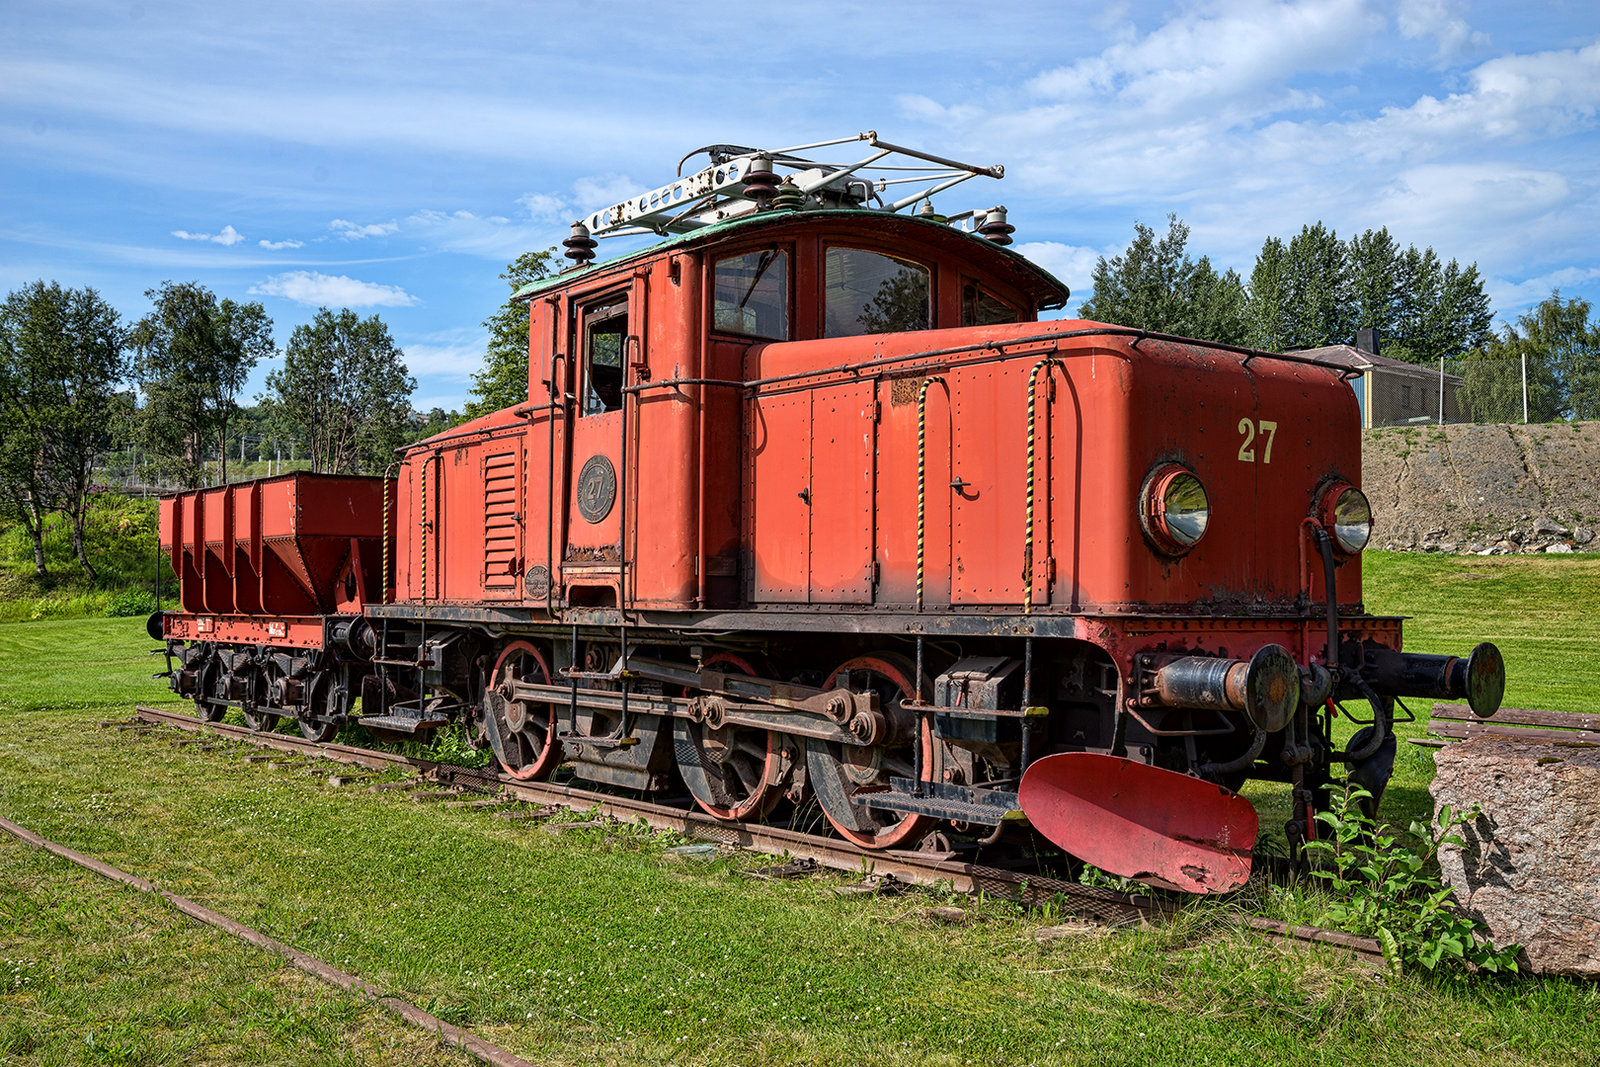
[464,249,557,419]
[0,493,172,621]
[104,588,156,617]
[130,281,274,488]
[260,307,416,475]
[858,266,932,334]
[1305,784,1521,976]
[0,281,129,580]
[1078,215,1248,344]
[1264,221,1352,351]
[1465,290,1600,422]
[1244,224,1491,360]
[8,619,1600,1064]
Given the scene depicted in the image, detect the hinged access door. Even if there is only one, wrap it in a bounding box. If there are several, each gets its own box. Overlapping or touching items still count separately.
[481,441,524,596]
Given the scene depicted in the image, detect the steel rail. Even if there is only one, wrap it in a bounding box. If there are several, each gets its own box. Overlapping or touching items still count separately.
[131,705,1385,959]
[0,812,539,1067]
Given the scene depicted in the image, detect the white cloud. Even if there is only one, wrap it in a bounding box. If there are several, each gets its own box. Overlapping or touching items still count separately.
[1014,240,1104,295]
[172,224,245,246]
[516,192,568,221]
[571,174,643,211]
[400,341,483,380]
[258,238,303,250]
[1486,266,1600,317]
[1397,0,1488,61]
[249,270,416,308]
[330,218,399,239]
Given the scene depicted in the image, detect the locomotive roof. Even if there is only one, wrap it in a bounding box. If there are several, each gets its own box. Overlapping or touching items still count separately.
[510,208,1071,311]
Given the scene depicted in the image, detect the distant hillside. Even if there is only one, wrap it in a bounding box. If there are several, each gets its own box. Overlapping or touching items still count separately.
[1363,422,1600,553]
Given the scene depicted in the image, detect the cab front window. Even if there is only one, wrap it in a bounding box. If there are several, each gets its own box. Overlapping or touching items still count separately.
[713,248,790,340]
[824,247,930,337]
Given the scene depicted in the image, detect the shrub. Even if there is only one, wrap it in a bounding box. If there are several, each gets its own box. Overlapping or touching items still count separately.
[1304,784,1522,977]
[105,589,156,618]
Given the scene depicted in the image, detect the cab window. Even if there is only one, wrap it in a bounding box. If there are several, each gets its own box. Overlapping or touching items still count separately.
[962,283,1019,327]
[713,248,790,339]
[824,247,930,337]
[578,296,627,416]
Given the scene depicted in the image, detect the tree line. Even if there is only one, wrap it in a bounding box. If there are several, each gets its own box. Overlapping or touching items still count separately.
[1077,216,1600,422]
[0,280,429,580]
[0,247,560,583]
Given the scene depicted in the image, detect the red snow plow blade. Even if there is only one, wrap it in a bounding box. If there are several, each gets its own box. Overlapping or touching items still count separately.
[1019,753,1258,894]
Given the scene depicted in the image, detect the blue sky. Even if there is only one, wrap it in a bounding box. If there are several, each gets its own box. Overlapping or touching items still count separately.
[5,0,1598,411]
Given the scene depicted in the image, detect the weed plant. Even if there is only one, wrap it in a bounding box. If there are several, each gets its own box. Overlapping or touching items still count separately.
[1302,785,1522,976]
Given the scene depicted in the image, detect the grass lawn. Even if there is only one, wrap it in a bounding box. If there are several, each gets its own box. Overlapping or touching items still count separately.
[3,556,1599,1066]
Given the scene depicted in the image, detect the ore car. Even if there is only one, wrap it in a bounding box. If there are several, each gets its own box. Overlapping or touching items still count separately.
[155,134,1504,892]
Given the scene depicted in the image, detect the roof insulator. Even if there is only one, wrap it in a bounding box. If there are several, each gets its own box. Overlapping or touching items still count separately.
[743,155,780,208]
[769,177,806,212]
[563,221,597,266]
[917,198,947,224]
[978,206,1014,245]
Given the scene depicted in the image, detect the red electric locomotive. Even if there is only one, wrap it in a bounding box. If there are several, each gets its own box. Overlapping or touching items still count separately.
[155,134,1504,892]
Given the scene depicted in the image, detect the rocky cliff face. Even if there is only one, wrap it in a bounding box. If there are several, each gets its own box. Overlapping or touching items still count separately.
[1362,422,1600,555]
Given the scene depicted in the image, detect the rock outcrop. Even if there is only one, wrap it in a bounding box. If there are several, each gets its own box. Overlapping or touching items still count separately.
[1364,422,1600,553]
[1430,734,1600,977]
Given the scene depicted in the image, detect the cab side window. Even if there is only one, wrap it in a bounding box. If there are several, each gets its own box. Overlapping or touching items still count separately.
[824,247,930,337]
[713,248,790,339]
[962,283,1019,326]
[579,296,627,416]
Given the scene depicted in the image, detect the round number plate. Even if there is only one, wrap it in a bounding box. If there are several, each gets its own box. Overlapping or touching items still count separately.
[576,455,617,523]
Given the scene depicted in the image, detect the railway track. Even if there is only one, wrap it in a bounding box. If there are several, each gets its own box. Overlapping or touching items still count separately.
[129,704,1384,961]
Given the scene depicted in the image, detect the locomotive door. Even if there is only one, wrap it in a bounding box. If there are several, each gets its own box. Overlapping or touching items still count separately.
[560,287,635,607]
[951,360,1072,608]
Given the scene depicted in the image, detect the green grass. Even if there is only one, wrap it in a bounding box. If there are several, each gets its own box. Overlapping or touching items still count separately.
[4,615,1600,1065]
[1363,551,1600,715]
[0,494,173,623]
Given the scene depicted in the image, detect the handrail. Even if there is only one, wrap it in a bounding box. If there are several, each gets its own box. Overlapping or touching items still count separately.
[916,375,948,611]
[1023,357,1065,614]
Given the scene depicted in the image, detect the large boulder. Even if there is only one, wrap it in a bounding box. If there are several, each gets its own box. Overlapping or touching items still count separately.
[1430,735,1600,977]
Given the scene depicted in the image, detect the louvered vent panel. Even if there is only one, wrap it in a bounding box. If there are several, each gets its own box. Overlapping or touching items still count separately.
[483,451,519,588]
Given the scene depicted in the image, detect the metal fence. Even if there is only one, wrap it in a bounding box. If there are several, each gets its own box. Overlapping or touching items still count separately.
[1358,356,1576,427]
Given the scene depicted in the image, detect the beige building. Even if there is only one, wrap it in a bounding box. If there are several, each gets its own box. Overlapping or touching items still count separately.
[1297,342,1469,428]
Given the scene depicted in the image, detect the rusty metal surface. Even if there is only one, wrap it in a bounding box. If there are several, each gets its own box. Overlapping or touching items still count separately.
[159,474,391,618]
[1019,753,1258,894]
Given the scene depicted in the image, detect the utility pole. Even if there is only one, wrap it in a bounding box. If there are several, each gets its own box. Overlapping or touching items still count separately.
[1522,352,1529,423]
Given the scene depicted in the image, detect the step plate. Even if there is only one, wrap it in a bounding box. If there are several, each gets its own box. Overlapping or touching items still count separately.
[1019,753,1257,894]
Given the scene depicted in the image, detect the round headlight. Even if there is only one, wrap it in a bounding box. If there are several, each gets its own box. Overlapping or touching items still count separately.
[1141,465,1210,555]
[1320,483,1372,554]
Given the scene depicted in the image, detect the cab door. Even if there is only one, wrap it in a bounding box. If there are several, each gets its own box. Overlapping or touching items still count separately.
[561,288,634,606]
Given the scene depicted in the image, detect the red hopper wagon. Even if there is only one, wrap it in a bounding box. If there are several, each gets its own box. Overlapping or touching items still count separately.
[154,133,1505,891]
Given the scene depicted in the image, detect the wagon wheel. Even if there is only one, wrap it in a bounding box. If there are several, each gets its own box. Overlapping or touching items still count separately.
[193,654,227,723]
[805,653,941,850]
[483,641,562,780]
[240,662,278,732]
[675,652,784,823]
[298,670,341,743]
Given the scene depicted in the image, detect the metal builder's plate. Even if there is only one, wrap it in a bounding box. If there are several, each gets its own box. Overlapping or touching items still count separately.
[1019,752,1258,894]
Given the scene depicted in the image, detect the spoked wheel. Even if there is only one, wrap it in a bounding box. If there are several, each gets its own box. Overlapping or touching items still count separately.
[298,671,341,742]
[806,653,941,850]
[240,664,279,732]
[675,652,784,823]
[483,641,562,780]
[194,655,227,723]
